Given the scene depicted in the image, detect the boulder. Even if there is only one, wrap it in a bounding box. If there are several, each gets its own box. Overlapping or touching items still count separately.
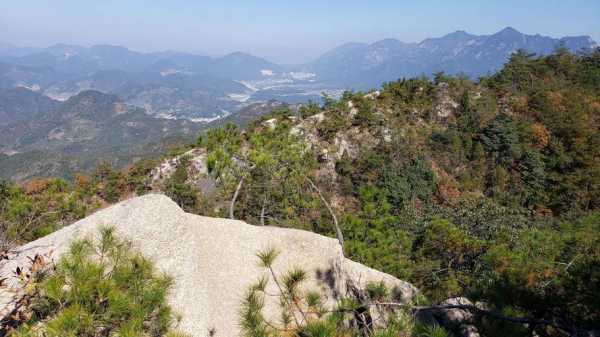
[261,118,278,130]
[0,194,417,337]
[433,297,481,337]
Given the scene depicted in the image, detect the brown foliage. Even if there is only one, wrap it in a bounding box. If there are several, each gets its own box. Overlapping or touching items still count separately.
[437,178,461,204]
[74,174,92,190]
[511,95,531,116]
[431,161,461,204]
[547,91,566,113]
[531,123,551,149]
[23,179,49,195]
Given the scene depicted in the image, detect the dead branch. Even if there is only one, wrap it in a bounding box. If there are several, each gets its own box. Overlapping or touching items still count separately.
[305,177,344,253]
[374,301,582,337]
[260,196,267,226]
[229,177,245,219]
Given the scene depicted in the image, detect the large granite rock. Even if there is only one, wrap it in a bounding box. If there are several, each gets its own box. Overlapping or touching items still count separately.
[0,194,417,337]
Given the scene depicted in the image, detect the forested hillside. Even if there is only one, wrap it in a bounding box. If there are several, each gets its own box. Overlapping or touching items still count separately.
[2,49,599,336]
[0,89,203,181]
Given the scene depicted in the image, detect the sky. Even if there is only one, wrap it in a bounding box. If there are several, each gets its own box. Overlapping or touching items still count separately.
[1,0,599,64]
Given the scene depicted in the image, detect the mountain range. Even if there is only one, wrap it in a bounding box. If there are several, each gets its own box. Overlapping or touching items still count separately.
[0,87,290,181]
[0,46,286,120]
[1,27,596,119]
[0,27,597,181]
[0,88,203,180]
[304,27,597,88]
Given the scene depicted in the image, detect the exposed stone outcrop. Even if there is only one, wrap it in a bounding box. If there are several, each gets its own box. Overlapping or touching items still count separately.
[433,82,459,119]
[151,148,216,196]
[261,118,278,130]
[0,194,417,337]
[432,297,481,337]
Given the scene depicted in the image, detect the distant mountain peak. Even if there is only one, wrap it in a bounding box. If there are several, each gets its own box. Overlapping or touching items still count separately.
[373,38,403,45]
[445,30,473,38]
[213,52,281,78]
[224,51,251,58]
[308,27,597,89]
[221,51,270,61]
[219,51,274,63]
[495,26,522,36]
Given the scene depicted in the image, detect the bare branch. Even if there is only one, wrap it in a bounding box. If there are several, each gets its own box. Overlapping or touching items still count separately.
[305,177,344,253]
[229,177,244,219]
[260,196,267,226]
[373,301,581,336]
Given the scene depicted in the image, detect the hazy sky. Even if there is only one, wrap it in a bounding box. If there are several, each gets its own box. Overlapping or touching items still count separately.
[1,0,599,64]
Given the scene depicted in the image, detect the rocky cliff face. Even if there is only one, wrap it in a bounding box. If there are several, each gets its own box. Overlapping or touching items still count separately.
[0,194,417,337]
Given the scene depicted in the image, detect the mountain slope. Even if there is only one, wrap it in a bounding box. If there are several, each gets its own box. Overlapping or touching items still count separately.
[213,51,283,80]
[0,87,59,125]
[0,90,203,180]
[44,69,248,119]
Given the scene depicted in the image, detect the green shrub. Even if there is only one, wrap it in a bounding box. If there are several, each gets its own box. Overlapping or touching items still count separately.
[241,248,424,337]
[316,110,348,141]
[8,227,186,337]
[413,323,451,337]
[163,155,198,211]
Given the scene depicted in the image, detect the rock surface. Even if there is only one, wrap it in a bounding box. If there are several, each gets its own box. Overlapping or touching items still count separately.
[433,297,481,337]
[433,82,459,119]
[0,194,417,337]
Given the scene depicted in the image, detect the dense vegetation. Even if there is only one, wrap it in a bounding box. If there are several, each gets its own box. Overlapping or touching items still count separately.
[0,89,201,182]
[241,247,450,337]
[4,227,189,337]
[2,49,599,336]
[0,158,162,248]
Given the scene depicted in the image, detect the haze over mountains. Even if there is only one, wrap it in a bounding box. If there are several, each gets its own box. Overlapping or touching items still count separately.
[0,86,287,180]
[1,27,596,119]
[0,88,203,180]
[0,27,597,180]
[306,27,597,88]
